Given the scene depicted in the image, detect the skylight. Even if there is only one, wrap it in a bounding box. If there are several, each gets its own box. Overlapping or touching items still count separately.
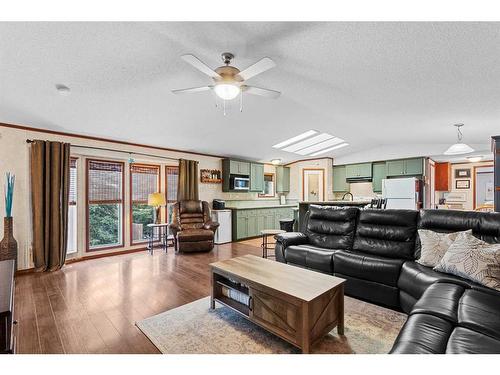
[273,130,348,156]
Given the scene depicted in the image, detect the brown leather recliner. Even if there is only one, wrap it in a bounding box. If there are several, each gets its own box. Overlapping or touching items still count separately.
[170,200,220,253]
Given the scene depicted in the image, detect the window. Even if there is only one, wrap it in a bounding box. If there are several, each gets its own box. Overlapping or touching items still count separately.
[87,159,124,251]
[165,166,179,222]
[259,173,275,197]
[130,164,160,244]
[67,158,78,255]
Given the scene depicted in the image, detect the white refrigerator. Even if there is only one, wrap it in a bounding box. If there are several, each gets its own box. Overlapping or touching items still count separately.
[382,177,422,209]
[211,210,232,244]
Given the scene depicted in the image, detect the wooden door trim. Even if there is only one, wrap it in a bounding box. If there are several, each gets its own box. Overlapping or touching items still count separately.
[473,164,494,209]
[302,168,326,202]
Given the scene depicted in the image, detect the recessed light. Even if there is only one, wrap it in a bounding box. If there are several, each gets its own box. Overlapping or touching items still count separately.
[309,142,349,156]
[282,133,334,153]
[295,137,346,156]
[272,130,318,149]
[55,84,71,96]
[466,155,483,163]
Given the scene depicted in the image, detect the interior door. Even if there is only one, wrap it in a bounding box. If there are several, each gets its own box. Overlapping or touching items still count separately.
[475,166,494,208]
[302,169,325,202]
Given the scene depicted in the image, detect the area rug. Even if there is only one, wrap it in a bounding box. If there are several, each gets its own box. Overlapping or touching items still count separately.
[136,296,406,354]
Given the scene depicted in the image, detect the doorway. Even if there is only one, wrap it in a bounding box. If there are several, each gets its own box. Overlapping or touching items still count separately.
[302,169,325,202]
[474,165,494,209]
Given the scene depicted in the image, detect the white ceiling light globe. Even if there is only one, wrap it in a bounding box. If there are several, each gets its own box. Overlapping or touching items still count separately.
[443,143,474,155]
[214,83,240,100]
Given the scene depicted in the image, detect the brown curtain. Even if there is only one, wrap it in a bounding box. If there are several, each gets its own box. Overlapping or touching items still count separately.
[177,159,199,201]
[30,140,71,271]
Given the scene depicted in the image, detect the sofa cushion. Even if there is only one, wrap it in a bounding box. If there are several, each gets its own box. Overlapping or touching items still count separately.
[334,250,404,287]
[434,230,500,291]
[285,244,336,274]
[177,229,214,242]
[353,209,418,259]
[305,206,358,250]
[397,261,483,305]
[416,229,461,267]
[417,209,500,253]
[391,282,500,354]
[390,313,454,354]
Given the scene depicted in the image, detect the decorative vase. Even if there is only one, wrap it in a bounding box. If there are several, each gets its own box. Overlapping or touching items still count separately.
[0,217,18,267]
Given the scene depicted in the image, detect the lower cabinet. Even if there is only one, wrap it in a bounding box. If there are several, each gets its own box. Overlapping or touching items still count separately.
[232,207,295,240]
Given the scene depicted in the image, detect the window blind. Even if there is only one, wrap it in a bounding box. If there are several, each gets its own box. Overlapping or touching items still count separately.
[166,166,179,202]
[69,158,77,205]
[88,160,123,203]
[131,164,159,202]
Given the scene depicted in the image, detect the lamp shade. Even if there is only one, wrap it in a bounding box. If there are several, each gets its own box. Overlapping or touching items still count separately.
[147,192,166,207]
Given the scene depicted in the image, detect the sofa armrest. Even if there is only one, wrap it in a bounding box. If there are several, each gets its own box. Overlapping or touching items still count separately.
[275,232,309,248]
[204,221,220,233]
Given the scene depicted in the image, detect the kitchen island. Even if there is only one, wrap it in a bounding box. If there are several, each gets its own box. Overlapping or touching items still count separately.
[298,200,371,231]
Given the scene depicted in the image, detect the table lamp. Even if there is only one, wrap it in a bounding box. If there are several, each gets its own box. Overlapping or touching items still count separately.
[148,192,166,224]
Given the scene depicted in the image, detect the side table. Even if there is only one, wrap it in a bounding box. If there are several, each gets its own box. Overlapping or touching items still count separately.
[260,229,286,259]
[146,223,170,254]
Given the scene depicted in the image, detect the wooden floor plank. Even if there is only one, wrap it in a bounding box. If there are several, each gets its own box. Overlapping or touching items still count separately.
[15,240,261,353]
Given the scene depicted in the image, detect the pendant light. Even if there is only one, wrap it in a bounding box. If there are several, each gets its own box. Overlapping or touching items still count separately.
[443,124,474,155]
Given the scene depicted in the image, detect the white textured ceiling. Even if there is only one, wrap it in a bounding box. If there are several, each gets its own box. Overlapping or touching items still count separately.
[0,22,499,163]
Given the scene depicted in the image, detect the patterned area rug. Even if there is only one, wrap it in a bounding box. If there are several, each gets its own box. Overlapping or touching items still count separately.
[136,296,407,354]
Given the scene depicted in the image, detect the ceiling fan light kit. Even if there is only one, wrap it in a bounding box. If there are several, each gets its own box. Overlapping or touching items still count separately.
[172,52,280,113]
[443,124,474,155]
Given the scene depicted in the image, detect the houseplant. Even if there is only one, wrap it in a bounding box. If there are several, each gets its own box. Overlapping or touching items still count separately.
[0,172,17,265]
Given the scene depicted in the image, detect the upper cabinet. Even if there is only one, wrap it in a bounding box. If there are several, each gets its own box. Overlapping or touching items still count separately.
[372,162,387,193]
[229,160,250,175]
[386,158,423,177]
[276,166,290,193]
[249,163,264,192]
[434,162,451,191]
[345,163,372,179]
[333,165,348,192]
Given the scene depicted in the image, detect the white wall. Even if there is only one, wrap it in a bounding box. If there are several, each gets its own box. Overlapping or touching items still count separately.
[287,158,333,201]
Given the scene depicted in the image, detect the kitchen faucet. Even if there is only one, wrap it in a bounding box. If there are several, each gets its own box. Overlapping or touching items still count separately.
[342,192,353,201]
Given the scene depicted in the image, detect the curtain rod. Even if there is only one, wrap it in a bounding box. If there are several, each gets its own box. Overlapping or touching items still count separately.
[26,139,180,162]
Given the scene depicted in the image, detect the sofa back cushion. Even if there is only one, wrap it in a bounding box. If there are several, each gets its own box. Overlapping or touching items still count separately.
[305,205,359,250]
[418,209,500,243]
[353,209,418,259]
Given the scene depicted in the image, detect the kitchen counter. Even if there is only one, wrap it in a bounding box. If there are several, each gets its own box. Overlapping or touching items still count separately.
[226,204,298,210]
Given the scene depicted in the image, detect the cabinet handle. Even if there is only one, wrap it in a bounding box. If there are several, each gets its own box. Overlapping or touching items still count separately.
[13,320,18,325]
[248,296,253,311]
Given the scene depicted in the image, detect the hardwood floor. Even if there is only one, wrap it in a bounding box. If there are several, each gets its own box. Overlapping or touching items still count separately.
[14,239,262,354]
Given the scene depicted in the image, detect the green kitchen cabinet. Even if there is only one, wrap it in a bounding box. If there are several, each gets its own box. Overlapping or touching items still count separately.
[249,163,265,192]
[333,165,348,192]
[276,166,290,193]
[232,207,295,240]
[372,162,387,193]
[345,163,372,179]
[386,158,423,177]
[234,210,249,239]
[229,160,250,175]
[404,158,424,175]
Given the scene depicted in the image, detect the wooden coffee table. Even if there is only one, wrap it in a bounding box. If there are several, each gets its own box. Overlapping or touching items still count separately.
[210,255,345,353]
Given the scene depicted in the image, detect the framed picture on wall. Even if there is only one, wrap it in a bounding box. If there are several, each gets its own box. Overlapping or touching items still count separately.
[455,168,471,178]
[455,179,470,189]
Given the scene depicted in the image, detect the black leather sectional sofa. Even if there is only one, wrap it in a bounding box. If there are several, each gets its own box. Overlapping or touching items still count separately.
[274,206,500,353]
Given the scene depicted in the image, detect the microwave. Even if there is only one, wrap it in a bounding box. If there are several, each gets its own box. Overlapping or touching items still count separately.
[230,175,250,191]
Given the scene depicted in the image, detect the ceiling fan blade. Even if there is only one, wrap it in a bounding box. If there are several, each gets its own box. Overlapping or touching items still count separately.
[236,57,276,81]
[243,85,281,99]
[172,86,213,94]
[181,54,221,79]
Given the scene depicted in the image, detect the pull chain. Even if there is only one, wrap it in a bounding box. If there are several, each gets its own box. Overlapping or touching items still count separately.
[223,99,226,116]
[240,91,243,112]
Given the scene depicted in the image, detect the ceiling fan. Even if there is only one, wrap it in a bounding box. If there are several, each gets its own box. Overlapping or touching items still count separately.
[172,52,281,102]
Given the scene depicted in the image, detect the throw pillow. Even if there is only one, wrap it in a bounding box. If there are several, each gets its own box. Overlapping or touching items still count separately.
[416,229,461,267]
[434,230,500,291]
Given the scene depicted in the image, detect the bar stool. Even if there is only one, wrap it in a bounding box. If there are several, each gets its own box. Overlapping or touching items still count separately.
[260,229,286,259]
